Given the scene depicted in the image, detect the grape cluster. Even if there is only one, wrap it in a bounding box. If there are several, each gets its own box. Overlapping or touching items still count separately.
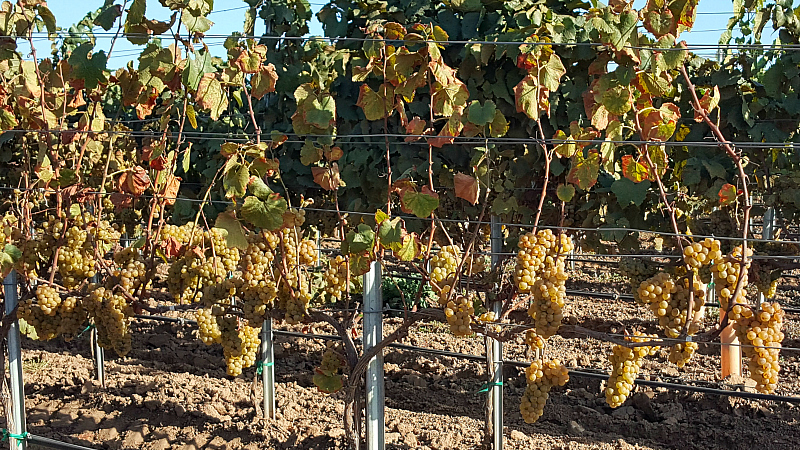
[525,329,545,352]
[668,342,699,368]
[112,247,148,293]
[516,230,573,338]
[282,208,306,228]
[637,273,705,338]
[317,341,346,377]
[605,332,657,408]
[218,315,261,377]
[18,285,87,341]
[682,238,723,270]
[520,360,569,423]
[430,245,461,301]
[323,255,349,300]
[239,231,279,324]
[618,256,659,303]
[444,294,474,336]
[751,260,780,299]
[85,286,133,356]
[731,302,785,393]
[713,245,753,311]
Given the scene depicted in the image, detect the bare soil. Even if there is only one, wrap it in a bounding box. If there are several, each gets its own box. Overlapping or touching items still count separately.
[7,264,800,450]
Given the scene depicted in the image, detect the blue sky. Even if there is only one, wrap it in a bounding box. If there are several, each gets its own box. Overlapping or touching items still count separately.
[44,0,741,66]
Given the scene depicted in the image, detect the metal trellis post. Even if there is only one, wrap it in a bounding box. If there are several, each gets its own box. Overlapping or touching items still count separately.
[362,261,384,450]
[90,274,105,388]
[488,216,503,449]
[261,319,276,419]
[761,207,776,306]
[4,270,27,450]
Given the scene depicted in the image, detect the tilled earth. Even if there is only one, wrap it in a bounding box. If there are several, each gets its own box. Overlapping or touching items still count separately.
[6,265,800,450]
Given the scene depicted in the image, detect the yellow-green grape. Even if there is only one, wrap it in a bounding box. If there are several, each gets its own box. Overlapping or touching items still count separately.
[239,231,279,324]
[283,208,306,228]
[515,232,547,293]
[683,238,722,270]
[18,285,62,341]
[713,245,753,311]
[218,316,261,377]
[279,272,313,324]
[668,342,699,368]
[520,360,569,423]
[731,302,785,394]
[166,226,240,304]
[196,308,222,344]
[444,294,473,337]
[465,254,487,275]
[618,256,659,303]
[323,255,349,300]
[85,286,133,357]
[430,245,461,290]
[317,341,346,376]
[752,260,780,299]
[605,332,657,408]
[637,273,705,339]
[112,247,148,293]
[525,329,545,351]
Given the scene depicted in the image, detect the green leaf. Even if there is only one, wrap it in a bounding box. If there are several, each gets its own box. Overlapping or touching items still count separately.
[401,190,439,218]
[601,85,633,115]
[94,3,122,31]
[36,5,57,35]
[356,84,390,121]
[183,49,213,92]
[300,140,322,166]
[702,160,727,179]
[196,73,228,120]
[312,373,343,394]
[68,43,109,90]
[491,196,518,215]
[378,217,404,251]
[344,224,375,255]
[612,178,650,206]
[223,163,249,199]
[556,184,575,203]
[467,100,496,126]
[241,195,287,231]
[182,147,191,173]
[182,7,213,33]
[3,244,21,262]
[127,0,146,25]
[248,177,273,200]
[214,211,249,250]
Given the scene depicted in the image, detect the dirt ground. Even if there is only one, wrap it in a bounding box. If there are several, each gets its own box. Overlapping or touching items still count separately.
[6,262,800,450]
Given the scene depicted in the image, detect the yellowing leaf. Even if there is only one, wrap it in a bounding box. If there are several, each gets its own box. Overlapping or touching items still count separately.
[718,183,739,206]
[695,86,720,122]
[311,164,344,191]
[214,211,248,250]
[196,73,228,120]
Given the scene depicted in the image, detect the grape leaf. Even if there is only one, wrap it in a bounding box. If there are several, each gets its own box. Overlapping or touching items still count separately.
[182,7,213,33]
[566,150,600,190]
[467,100,496,126]
[378,217,404,251]
[454,172,479,205]
[343,224,375,255]
[300,140,322,166]
[356,84,391,121]
[241,195,287,231]
[313,373,343,394]
[251,64,279,100]
[621,155,651,183]
[196,73,228,120]
[183,49,213,92]
[214,211,248,250]
[612,178,650,206]
[514,74,549,119]
[488,110,508,137]
[404,116,426,142]
[311,164,344,191]
[223,163,249,199]
[401,187,439,218]
[718,183,739,206]
[556,184,575,202]
[68,43,109,90]
[396,234,421,261]
[695,86,720,122]
[94,3,122,31]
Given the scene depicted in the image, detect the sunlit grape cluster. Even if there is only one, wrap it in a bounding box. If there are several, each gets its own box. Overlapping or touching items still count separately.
[282,208,306,228]
[444,294,474,336]
[317,341,346,377]
[731,302,785,393]
[714,245,753,310]
[239,231,279,324]
[525,329,545,352]
[196,307,222,345]
[605,332,657,408]
[218,315,261,377]
[112,247,148,292]
[18,285,86,341]
[278,271,313,324]
[668,341,699,368]
[430,245,461,300]
[683,238,722,270]
[637,273,705,338]
[520,359,569,423]
[85,286,133,357]
[323,255,349,300]
[516,230,573,338]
